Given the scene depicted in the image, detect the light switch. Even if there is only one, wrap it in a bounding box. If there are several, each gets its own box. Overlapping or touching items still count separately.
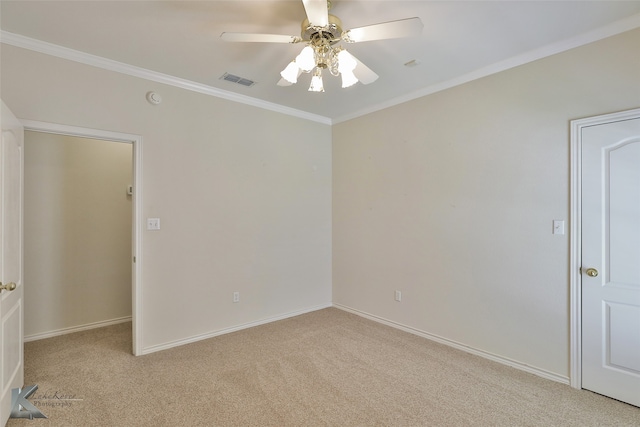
[553,220,564,235]
[147,218,161,230]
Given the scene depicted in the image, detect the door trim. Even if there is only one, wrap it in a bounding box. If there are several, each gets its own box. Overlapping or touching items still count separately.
[20,120,143,356]
[569,107,640,389]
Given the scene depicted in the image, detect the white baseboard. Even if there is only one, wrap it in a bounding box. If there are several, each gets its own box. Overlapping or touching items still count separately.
[140,303,333,355]
[24,316,132,342]
[333,303,570,385]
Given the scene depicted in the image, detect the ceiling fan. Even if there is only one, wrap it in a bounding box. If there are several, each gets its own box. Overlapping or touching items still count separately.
[220,0,423,92]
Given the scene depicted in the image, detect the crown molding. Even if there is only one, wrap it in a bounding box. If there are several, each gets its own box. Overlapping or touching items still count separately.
[0,30,332,126]
[333,12,640,124]
[3,11,639,127]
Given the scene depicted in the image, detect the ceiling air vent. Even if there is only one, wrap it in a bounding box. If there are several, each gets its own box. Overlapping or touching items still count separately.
[220,73,256,87]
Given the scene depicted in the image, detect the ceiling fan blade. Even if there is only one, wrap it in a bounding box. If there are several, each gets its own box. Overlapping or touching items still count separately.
[220,32,300,44]
[302,0,329,27]
[351,55,379,85]
[343,17,423,43]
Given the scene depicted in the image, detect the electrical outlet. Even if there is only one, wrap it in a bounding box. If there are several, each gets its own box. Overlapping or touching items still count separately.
[395,290,402,302]
[233,292,240,303]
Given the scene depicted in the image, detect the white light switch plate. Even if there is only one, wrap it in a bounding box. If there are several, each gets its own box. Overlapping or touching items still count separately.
[553,220,564,235]
[147,218,161,230]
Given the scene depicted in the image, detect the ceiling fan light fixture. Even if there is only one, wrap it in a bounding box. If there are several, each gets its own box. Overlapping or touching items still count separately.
[309,68,325,92]
[280,61,300,83]
[222,2,423,93]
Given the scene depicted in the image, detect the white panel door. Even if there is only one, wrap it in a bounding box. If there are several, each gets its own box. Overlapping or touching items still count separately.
[0,101,24,426]
[581,113,640,407]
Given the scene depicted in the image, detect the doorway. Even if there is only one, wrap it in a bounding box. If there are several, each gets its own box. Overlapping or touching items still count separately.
[570,107,640,407]
[21,120,142,355]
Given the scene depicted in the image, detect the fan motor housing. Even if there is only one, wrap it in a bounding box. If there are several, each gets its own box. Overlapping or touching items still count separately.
[301,14,343,44]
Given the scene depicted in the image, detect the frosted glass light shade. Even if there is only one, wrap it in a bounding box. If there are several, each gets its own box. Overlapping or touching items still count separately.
[280,61,299,84]
[341,70,358,88]
[337,50,357,72]
[296,46,316,72]
[309,69,324,92]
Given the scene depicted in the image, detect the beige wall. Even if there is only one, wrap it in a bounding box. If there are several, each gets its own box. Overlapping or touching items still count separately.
[1,44,332,352]
[3,26,638,377]
[24,131,133,338]
[332,28,640,379]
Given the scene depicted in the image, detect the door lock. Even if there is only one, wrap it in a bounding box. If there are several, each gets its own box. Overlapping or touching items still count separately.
[586,268,599,277]
[0,282,16,292]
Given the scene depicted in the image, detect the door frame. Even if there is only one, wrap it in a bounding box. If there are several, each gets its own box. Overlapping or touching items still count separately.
[569,106,640,389]
[20,120,143,356]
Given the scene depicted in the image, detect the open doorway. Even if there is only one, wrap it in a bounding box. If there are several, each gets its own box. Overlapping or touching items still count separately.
[21,121,142,355]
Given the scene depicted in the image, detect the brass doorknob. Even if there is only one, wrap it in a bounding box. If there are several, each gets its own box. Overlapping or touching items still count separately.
[586,268,599,277]
[0,282,16,292]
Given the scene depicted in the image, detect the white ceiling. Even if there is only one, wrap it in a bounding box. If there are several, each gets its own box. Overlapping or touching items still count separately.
[2,1,640,123]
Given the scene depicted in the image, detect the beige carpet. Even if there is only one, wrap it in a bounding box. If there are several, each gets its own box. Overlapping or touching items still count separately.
[7,308,640,426]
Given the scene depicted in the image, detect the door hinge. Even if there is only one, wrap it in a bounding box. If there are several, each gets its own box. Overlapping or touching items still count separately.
[133,256,136,263]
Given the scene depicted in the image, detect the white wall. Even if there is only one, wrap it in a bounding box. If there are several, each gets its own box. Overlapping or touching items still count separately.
[332,28,640,379]
[1,44,332,352]
[23,132,133,338]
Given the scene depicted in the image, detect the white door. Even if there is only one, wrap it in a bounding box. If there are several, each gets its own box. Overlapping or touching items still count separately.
[581,111,640,407]
[0,101,24,425]
[0,102,24,425]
